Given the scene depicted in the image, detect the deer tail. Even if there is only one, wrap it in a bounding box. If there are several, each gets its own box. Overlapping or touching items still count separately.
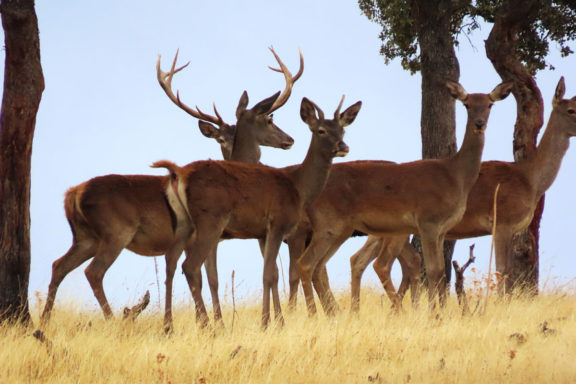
[151,160,191,223]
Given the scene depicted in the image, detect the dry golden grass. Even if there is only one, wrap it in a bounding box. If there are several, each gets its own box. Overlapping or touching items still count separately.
[2,286,575,384]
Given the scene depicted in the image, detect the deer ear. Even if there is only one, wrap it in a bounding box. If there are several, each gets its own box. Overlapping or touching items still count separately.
[490,81,514,101]
[251,91,281,115]
[553,77,566,107]
[236,91,249,119]
[300,97,317,126]
[198,121,220,139]
[446,81,468,101]
[339,101,362,127]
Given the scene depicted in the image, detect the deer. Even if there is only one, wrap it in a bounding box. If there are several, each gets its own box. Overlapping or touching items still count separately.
[348,76,576,308]
[153,96,362,328]
[293,80,513,316]
[40,47,302,332]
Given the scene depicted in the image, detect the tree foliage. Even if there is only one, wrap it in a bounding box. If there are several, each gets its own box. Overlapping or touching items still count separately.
[358,0,576,74]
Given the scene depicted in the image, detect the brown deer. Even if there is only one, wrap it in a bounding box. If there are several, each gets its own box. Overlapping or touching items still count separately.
[349,77,576,307]
[154,96,361,328]
[294,81,512,316]
[40,48,301,331]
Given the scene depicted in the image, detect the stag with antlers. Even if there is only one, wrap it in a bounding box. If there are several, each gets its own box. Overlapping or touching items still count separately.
[155,96,361,328]
[40,48,302,333]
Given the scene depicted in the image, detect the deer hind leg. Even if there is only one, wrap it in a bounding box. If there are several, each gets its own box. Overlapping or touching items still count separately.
[373,237,403,311]
[286,234,306,311]
[40,238,98,326]
[182,219,225,328]
[203,245,224,328]
[312,232,350,316]
[397,238,422,308]
[296,235,327,317]
[419,230,447,309]
[163,241,186,334]
[84,239,128,319]
[261,232,285,329]
[494,229,514,296]
[350,235,382,313]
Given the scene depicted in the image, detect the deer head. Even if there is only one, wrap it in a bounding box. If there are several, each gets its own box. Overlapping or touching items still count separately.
[157,47,302,161]
[446,80,513,134]
[300,95,362,158]
[552,77,576,136]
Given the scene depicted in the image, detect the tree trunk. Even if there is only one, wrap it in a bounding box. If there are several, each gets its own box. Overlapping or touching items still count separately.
[485,0,542,294]
[411,0,461,285]
[0,0,44,324]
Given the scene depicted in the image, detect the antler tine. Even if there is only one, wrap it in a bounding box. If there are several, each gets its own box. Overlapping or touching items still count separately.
[334,95,346,119]
[157,50,225,127]
[267,46,304,113]
[194,102,224,127]
[212,103,225,124]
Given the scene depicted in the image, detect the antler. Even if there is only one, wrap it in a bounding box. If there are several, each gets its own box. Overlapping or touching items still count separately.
[334,95,345,119]
[156,50,225,127]
[267,46,304,113]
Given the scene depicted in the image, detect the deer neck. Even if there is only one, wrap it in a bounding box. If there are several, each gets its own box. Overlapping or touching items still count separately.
[450,121,485,189]
[229,124,261,164]
[286,136,334,209]
[524,110,571,197]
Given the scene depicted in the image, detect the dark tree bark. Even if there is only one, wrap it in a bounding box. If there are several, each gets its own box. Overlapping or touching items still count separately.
[411,0,463,285]
[485,0,542,294]
[0,0,44,324]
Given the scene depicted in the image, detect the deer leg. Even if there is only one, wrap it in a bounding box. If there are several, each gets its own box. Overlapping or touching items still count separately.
[163,242,185,334]
[182,222,224,328]
[494,229,514,296]
[419,231,446,309]
[296,239,324,317]
[397,239,422,308]
[312,233,349,316]
[261,232,284,329]
[350,236,382,313]
[373,242,402,311]
[286,234,306,311]
[41,238,98,326]
[315,265,336,313]
[203,245,224,328]
[84,241,126,319]
[181,256,208,327]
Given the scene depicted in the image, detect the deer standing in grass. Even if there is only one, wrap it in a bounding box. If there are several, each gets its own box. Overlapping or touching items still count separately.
[154,97,361,328]
[293,81,512,315]
[40,48,301,332]
[349,77,576,307]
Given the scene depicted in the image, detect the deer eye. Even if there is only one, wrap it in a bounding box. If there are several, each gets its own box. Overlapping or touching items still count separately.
[568,109,575,114]
[317,127,327,135]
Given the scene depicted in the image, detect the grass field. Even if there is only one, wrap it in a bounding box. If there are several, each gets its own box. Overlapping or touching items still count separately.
[2,284,575,384]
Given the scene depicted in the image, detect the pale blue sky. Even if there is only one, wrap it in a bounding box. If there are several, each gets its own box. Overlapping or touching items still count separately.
[1,1,574,315]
